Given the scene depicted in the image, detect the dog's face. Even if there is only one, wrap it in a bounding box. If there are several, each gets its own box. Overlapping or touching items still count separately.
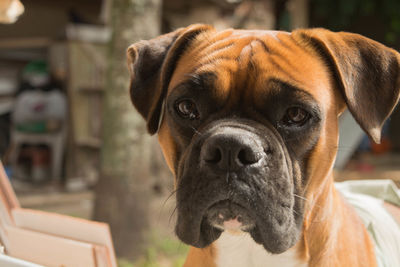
[128,25,400,253]
[159,31,337,253]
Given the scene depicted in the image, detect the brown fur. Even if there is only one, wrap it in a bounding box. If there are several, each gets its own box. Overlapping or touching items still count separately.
[128,25,400,267]
[157,29,378,267]
[184,246,217,267]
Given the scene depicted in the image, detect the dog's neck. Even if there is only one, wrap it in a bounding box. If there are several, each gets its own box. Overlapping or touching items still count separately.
[300,173,377,267]
[214,232,307,267]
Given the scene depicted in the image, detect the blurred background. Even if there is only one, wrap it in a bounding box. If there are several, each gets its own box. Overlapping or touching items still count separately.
[0,0,399,266]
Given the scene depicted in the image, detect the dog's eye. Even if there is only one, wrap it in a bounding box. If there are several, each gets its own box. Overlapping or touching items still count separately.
[283,107,310,126]
[175,99,199,119]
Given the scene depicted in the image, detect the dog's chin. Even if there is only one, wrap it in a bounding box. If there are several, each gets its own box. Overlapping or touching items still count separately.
[205,200,256,233]
[176,199,300,254]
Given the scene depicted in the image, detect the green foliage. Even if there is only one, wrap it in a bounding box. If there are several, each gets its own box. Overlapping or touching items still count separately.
[311,0,400,44]
[117,234,189,267]
[118,259,135,267]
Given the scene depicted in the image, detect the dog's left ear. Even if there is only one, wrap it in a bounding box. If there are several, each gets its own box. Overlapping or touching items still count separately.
[127,24,213,134]
[292,28,400,143]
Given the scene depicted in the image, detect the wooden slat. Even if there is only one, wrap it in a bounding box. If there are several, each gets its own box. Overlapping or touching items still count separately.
[5,225,96,267]
[12,208,117,267]
[0,253,43,267]
[0,162,20,214]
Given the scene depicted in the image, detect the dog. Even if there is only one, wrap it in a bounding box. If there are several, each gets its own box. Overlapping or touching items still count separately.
[127,24,400,267]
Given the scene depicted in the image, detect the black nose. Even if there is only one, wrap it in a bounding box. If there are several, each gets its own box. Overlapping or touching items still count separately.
[201,128,263,171]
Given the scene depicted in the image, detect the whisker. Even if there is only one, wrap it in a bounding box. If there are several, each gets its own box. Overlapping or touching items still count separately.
[169,205,178,225]
[190,126,202,136]
[155,187,180,223]
[293,193,308,202]
[161,188,178,209]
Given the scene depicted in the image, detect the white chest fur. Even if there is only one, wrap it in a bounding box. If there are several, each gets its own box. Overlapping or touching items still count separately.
[215,232,307,267]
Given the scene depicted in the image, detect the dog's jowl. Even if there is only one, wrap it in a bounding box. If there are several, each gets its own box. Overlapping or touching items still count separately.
[127,25,400,267]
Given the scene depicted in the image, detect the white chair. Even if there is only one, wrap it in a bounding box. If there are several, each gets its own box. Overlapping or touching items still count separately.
[9,125,67,180]
[9,91,67,180]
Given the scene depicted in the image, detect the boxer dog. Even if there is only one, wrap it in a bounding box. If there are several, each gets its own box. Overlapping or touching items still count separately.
[127,24,400,266]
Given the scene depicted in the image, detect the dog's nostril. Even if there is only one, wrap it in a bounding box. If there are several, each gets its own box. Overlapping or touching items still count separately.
[201,129,264,170]
[204,147,222,163]
[237,148,260,165]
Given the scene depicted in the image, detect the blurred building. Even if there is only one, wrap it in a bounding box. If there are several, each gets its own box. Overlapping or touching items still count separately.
[0,0,108,186]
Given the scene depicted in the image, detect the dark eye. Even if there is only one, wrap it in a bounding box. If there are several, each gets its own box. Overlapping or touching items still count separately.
[175,99,199,120]
[283,107,310,126]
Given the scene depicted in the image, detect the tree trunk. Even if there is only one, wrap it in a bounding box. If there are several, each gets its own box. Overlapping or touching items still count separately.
[93,0,162,260]
[288,0,309,29]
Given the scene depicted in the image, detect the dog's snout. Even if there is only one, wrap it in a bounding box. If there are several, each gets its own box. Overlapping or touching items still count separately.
[201,128,263,170]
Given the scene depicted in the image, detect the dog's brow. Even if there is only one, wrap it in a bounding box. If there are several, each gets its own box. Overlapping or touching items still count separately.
[184,73,202,86]
[260,78,322,118]
[182,72,216,88]
[267,78,317,101]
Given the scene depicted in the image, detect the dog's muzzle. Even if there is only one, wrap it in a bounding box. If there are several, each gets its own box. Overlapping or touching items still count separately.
[175,120,299,253]
[200,127,264,232]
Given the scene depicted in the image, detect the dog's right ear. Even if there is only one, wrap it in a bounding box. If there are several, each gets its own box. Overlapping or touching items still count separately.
[127,24,213,135]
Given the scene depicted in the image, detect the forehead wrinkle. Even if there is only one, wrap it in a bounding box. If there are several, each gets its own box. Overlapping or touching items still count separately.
[167,31,235,88]
[197,60,237,99]
[187,37,261,105]
[250,35,333,103]
[195,28,273,54]
[199,39,236,58]
[170,29,333,113]
[184,39,236,66]
[190,28,234,55]
[251,39,304,84]
[184,36,256,73]
[266,55,302,85]
[216,38,262,110]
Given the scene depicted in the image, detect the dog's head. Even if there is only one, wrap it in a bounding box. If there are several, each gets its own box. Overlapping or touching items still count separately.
[127,25,400,253]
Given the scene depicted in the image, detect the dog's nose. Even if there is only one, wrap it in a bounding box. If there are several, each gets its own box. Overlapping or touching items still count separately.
[201,128,263,171]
